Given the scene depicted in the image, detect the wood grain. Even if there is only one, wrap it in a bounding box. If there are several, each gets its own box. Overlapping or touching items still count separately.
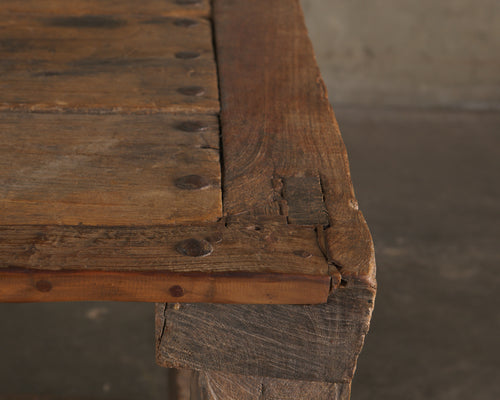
[282,176,329,226]
[156,0,377,388]
[0,113,221,225]
[168,369,351,400]
[1,0,211,18]
[0,14,218,113]
[0,223,333,303]
[156,280,374,382]
[0,224,328,274]
[214,0,375,282]
[0,269,329,304]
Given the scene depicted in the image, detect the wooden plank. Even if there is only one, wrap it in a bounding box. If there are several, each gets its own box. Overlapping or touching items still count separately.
[0,223,332,303]
[167,369,351,400]
[0,269,329,304]
[1,0,211,18]
[156,280,374,382]
[0,113,221,225]
[0,224,328,274]
[0,14,218,113]
[214,0,375,281]
[155,0,376,386]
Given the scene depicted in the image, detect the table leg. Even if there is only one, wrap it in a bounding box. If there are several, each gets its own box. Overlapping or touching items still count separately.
[168,369,351,400]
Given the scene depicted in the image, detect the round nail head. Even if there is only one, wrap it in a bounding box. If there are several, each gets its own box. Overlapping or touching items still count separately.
[169,285,185,297]
[177,86,205,96]
[175,174,210,190]
[177,120,208,132]
[173,18,198,27]
[176,238,213,257]
[175,51,201,59]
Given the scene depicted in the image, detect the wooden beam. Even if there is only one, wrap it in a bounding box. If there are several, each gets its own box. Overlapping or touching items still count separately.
[0,268,329,304]
[156,279,374,382]
[214,0,375,282]
[0,223,334,303]
[156,0,376,387]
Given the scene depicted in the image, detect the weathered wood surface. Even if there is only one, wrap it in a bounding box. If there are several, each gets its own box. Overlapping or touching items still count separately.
[156,279,373,382]
[168,369,351,400]
[215,0,375,281]
[2,0,211,18]
[0,269,329,304]
[156,0,376,388]
[0,0,340,305]
[0,223,328,274]
[167,369,196,400]
[0,13,218,113]
[0,113,221,225]
[0,223,333,303]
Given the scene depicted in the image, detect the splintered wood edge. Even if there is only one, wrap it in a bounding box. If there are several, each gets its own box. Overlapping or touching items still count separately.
[0,223,334,304]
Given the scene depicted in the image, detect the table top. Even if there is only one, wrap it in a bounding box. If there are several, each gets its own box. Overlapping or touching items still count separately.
[0,0,375,304]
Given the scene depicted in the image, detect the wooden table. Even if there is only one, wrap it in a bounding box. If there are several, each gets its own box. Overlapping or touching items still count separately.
[0,0,376,398]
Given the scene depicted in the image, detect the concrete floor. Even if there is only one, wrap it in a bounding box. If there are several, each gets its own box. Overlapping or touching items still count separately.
[1,1,499,399]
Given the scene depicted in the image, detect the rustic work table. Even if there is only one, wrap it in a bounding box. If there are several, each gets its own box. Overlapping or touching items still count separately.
[0,0,376,398]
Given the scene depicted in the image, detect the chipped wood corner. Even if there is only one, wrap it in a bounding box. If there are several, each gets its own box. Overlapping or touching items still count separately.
[325,210,377,289]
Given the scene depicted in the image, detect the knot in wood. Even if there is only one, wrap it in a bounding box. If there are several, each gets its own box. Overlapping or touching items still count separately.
[176,238,213,257]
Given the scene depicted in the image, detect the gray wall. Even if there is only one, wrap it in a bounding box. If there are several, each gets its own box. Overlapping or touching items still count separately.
[301,3,500,400]
[301,0,500,110]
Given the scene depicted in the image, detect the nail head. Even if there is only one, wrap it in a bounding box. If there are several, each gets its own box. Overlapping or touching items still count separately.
[177,86,205,96]
[35,280,52,292]
[169,285,185,297]
[173,18,199,27]
[175,51,201,59]
[175,174,210,190]
[177,120,208,132]
[176,238,213,257]
[293,250,312,259]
